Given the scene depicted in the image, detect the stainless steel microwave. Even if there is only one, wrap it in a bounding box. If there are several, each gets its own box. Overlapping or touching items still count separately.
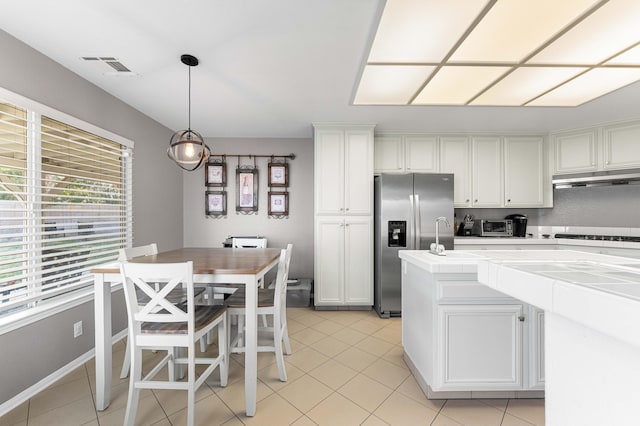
[472,219,513,237]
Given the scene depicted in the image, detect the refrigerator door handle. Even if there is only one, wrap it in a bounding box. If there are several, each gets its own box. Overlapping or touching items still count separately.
[409,194,415,250]
[415,194,421,249]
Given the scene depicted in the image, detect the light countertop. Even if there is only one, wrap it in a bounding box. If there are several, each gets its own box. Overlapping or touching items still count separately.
[455,236,640,250]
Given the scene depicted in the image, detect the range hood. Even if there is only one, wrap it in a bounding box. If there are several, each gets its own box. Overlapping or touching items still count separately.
[552,168,640,188]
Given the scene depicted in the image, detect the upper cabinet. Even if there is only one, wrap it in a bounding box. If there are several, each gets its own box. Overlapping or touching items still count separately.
[603,122,640,170]
[314,124,374,216]
[554,129,598,174]
[375,133,551,208]
[504,136,545,207]
[472,137,504,208]
[440,137,471,207]
[374,135,438,173]
[553,120,640,175]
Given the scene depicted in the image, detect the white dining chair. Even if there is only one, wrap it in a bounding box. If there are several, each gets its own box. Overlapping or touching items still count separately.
[118,244,159,379]
[120,260,228,426]
[118,244,205,378]
[226,244,293,381]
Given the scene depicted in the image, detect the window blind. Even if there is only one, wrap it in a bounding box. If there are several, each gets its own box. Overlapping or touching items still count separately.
[0,100,132,317]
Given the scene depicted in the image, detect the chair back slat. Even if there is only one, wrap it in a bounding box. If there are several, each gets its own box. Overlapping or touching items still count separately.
[274,244,293,314]
[118,243,158,261]
[120,261,193,328]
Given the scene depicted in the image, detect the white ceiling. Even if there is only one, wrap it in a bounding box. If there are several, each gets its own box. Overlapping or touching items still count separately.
[1,0,640,138]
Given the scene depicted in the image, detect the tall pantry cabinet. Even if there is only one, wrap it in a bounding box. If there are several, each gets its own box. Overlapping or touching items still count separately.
[313,124,375,307]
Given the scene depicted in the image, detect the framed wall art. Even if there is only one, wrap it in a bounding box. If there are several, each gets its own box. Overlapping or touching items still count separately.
[268,162,288,187]
[205,161,226,187]
[205,190,227,216]
[268,191,289,216]
[236,168,259,213]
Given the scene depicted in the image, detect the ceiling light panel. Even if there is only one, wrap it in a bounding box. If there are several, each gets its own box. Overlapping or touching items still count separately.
[530,0,640,65]
[472,66,587,105]
[450,0,599,63]
[354,65,435,104]
[413,66,509,105]
[606,44,640,65]
[367,0,490,63]
[528,68,640,106]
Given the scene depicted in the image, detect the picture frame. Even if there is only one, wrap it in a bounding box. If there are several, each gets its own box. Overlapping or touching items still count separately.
[268,162,288,187]
[236,168,259,213]
[205,161,226,187]
[205,190,227,216]
[268,191,289,216]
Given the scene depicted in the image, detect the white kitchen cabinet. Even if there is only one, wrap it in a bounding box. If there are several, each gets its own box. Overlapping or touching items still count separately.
[504,136,544,207]
[374,135,438,173]
[401,259,545,397]
[553,129,597,174]
[315,125,374,215]
[437,304,523,390]
[553,120,640,174]
[471,137,503,207]
[603,121,640,170]
[404,136,438,172]
[440,137,471,207]
[314,216,372,306]
[314,124,374,308]
[373,135,403,172]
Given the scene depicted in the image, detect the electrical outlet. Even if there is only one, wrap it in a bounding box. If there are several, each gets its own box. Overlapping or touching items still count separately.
[73,321,83,338]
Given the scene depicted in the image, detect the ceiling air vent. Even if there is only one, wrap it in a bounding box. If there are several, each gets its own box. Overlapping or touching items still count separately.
[81,56,137,76]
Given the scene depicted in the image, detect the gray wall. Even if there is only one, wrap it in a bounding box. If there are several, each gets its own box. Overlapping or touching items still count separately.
[183,137,314,279]
[456,185,640,229]
[0,30,182,405]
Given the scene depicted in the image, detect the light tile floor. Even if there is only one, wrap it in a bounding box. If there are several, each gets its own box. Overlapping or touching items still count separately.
[0,308,545,425]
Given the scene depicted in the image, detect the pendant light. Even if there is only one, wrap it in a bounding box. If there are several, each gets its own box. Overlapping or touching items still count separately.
[167,54,210,171]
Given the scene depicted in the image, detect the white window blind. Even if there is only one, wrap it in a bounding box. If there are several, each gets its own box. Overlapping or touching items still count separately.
[0,99,132,317]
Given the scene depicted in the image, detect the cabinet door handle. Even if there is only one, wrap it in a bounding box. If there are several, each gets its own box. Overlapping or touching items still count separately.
[345,208,350,211]
[507,199,511,203]
[466,199,470,203]
[518,316,525,322]
[475,199,478,203]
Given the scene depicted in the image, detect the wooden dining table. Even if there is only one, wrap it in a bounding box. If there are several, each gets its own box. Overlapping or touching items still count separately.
[92,247,281,417]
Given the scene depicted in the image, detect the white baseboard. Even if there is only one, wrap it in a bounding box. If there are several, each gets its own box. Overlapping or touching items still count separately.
[0,329,127,418]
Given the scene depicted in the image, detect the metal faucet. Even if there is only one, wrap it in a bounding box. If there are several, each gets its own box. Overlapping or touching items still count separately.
[430,216,450,256]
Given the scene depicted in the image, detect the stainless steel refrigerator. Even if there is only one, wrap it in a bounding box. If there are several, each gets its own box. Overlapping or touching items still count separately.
[374,173,454,318]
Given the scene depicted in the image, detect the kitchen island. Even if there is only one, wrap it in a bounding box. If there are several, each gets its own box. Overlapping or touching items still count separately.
[400,249,640,425]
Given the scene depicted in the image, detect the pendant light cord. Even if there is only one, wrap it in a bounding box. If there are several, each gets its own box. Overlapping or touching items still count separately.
[187,64,191,132]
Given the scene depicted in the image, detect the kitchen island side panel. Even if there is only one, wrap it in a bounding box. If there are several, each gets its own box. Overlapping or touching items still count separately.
[402,260,436,386]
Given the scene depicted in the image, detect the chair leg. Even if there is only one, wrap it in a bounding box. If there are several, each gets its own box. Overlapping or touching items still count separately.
[120,335,131,379]
[168,347,176,381]
[274,336,287,382]
[187,344,196,426]
[124,347,142,426]
[219,316,228,387]
[282,320,292,355]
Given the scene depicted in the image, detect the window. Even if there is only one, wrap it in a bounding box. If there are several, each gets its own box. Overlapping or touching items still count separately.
[0,93,133,319]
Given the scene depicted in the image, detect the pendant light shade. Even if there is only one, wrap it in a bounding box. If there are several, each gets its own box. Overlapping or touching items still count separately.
[167,54,211,171]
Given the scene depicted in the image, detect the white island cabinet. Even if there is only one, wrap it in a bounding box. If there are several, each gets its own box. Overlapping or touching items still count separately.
[401,249,640,425]
[400,250,544,398]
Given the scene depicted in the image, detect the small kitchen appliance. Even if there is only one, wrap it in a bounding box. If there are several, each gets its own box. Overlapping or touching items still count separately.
[505,214,528,237]
[472,219,513,237]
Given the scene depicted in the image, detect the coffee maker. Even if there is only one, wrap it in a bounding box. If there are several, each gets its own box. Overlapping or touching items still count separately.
[505,214,527,237]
